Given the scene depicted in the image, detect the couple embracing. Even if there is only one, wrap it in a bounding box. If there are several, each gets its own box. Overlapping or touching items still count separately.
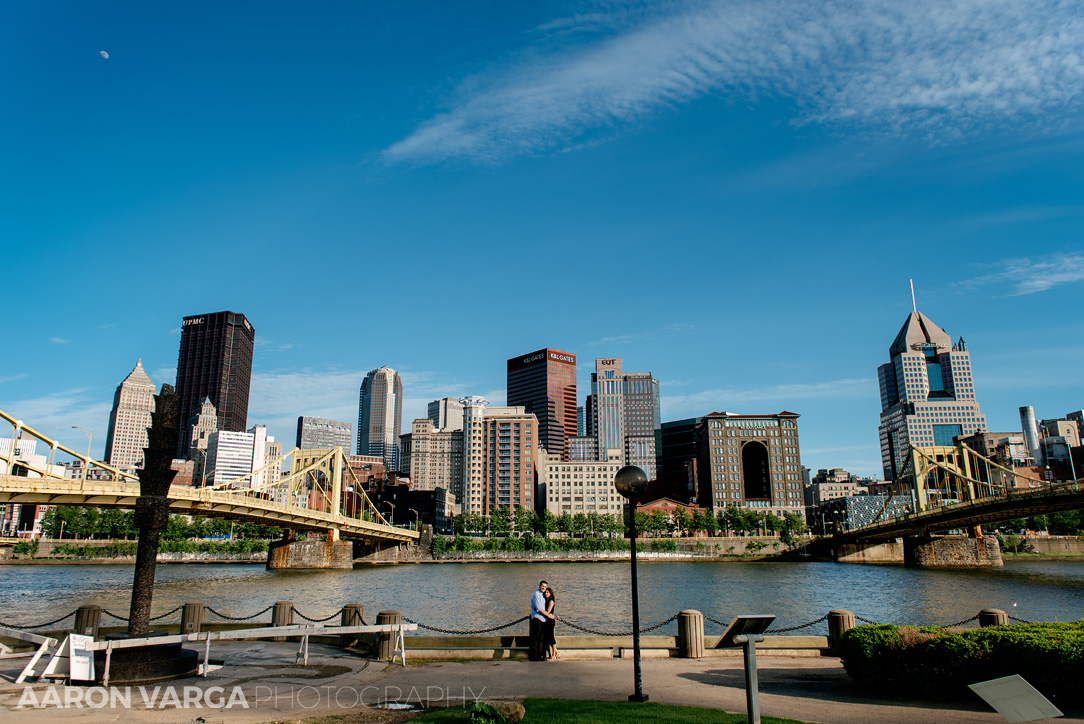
[529,580,560,662]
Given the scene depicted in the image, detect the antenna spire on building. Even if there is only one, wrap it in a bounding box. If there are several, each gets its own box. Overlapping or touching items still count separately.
[910,279,917,313]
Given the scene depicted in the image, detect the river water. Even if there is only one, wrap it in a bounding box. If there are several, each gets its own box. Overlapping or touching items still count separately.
[3,561,1084,635]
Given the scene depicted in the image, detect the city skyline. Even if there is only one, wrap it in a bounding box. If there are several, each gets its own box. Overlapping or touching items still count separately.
[3,2,1083,477]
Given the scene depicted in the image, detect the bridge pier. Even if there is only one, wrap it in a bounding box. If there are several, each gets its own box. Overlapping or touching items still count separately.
[832,539,904,564]
[903,536,1003,568]
[267,535,354,570]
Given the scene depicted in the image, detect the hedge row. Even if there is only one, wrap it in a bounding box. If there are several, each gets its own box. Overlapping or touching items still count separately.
[431,535,681,554]
[50,539,269,557]
[838,622,1084,704]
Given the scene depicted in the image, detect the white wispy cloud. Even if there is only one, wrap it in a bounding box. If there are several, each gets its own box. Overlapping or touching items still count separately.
[589,322,694,347]
[385,0,1084,164]
[958,252,1084,296]
[662,377,875,417]
[0,389,112,458]
[0,373,30,385]
[49,337,71,345]
[247,368,496,448]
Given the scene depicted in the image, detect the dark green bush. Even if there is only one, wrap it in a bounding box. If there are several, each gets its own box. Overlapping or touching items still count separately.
[838,622,1084,704]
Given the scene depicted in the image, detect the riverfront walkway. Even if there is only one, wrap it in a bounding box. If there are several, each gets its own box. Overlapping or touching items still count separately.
[2,641,1080,724]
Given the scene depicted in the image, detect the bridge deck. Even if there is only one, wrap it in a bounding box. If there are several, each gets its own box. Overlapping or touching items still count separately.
[841,481,1084,541]
[0,475,418,544]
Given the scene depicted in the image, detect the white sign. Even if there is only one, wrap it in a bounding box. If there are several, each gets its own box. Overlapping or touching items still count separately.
[68,634,94,682]
[969,674,1063,723]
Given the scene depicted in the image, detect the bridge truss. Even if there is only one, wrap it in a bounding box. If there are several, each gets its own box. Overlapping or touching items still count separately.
[0,409,417,544]
[845,443,1084,540]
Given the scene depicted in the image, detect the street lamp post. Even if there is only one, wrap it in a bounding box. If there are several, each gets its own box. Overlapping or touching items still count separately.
[71,426,91,489]
[385,502,396,526]
[196,448,210,487]
[614,464,650,703]
[409,508,419,530]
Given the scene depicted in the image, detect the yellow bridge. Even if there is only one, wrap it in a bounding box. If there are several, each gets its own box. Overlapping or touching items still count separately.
[0,409,418,567]
[831,443,1084,566]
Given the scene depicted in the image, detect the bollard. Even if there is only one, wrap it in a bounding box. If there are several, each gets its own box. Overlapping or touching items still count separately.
[74,605,102,639]
[978,608,1008,627]
[376,610,401,661]
[827,609,856,653]
[677,609,705,659]
[271,601,294,642]
[181,603,205,634]
[341,604,365,649]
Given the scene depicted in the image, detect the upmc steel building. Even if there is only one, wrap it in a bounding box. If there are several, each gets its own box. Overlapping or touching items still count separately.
[507,348,577,461]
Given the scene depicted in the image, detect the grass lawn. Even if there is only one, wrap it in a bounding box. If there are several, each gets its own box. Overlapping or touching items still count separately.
[416,697,811,723]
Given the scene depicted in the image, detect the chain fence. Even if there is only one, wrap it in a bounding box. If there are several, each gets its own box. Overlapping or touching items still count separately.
[553,613,680,636]
[292,607,344,623]
[205,604,275,622]
[402,615,529,635]
[936,614,980,629]
[0,605,1042,636]
[149,605,184,622]
[766,614,829,634]
[0,610,78,630]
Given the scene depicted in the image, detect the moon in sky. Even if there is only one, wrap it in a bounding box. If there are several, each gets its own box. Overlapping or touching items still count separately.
[99,51,109,59]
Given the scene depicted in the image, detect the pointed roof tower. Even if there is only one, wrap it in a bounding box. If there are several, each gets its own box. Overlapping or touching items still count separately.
[888,311,952,357]
[124,358,155,387]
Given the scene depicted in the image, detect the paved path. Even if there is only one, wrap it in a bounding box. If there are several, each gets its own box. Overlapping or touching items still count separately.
[1,642,1078,723]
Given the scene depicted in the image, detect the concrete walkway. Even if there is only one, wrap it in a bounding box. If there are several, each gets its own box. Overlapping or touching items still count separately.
[1,641,1078,724]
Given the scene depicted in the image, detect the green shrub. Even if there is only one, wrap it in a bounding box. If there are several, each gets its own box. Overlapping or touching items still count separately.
[744,540,767,554]
[650,539,677,551]
[838,622,1084,704]
[14,540,39,557]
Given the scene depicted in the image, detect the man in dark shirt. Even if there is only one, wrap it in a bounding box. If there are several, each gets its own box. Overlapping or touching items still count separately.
[529,580,548,661]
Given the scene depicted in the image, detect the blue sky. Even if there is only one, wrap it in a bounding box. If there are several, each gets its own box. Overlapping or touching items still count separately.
[2,0,1083,477]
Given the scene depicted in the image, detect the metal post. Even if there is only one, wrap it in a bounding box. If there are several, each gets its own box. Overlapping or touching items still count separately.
[614,465,649,704]
[735,633,764,724]
[629,501,647,702]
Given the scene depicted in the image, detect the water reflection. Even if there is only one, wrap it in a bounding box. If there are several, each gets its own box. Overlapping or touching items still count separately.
[2,561,1083,633]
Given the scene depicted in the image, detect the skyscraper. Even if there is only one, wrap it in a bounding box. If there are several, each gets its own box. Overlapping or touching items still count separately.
[590,358,661,478]
[506,348,577,460]
[174,311,255,456]
[877,305,987,481]
[357,367,404,471]
[461,397,538,515]
[427,397,464,431]
[296,416,354,451]
[104,359,157,471]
